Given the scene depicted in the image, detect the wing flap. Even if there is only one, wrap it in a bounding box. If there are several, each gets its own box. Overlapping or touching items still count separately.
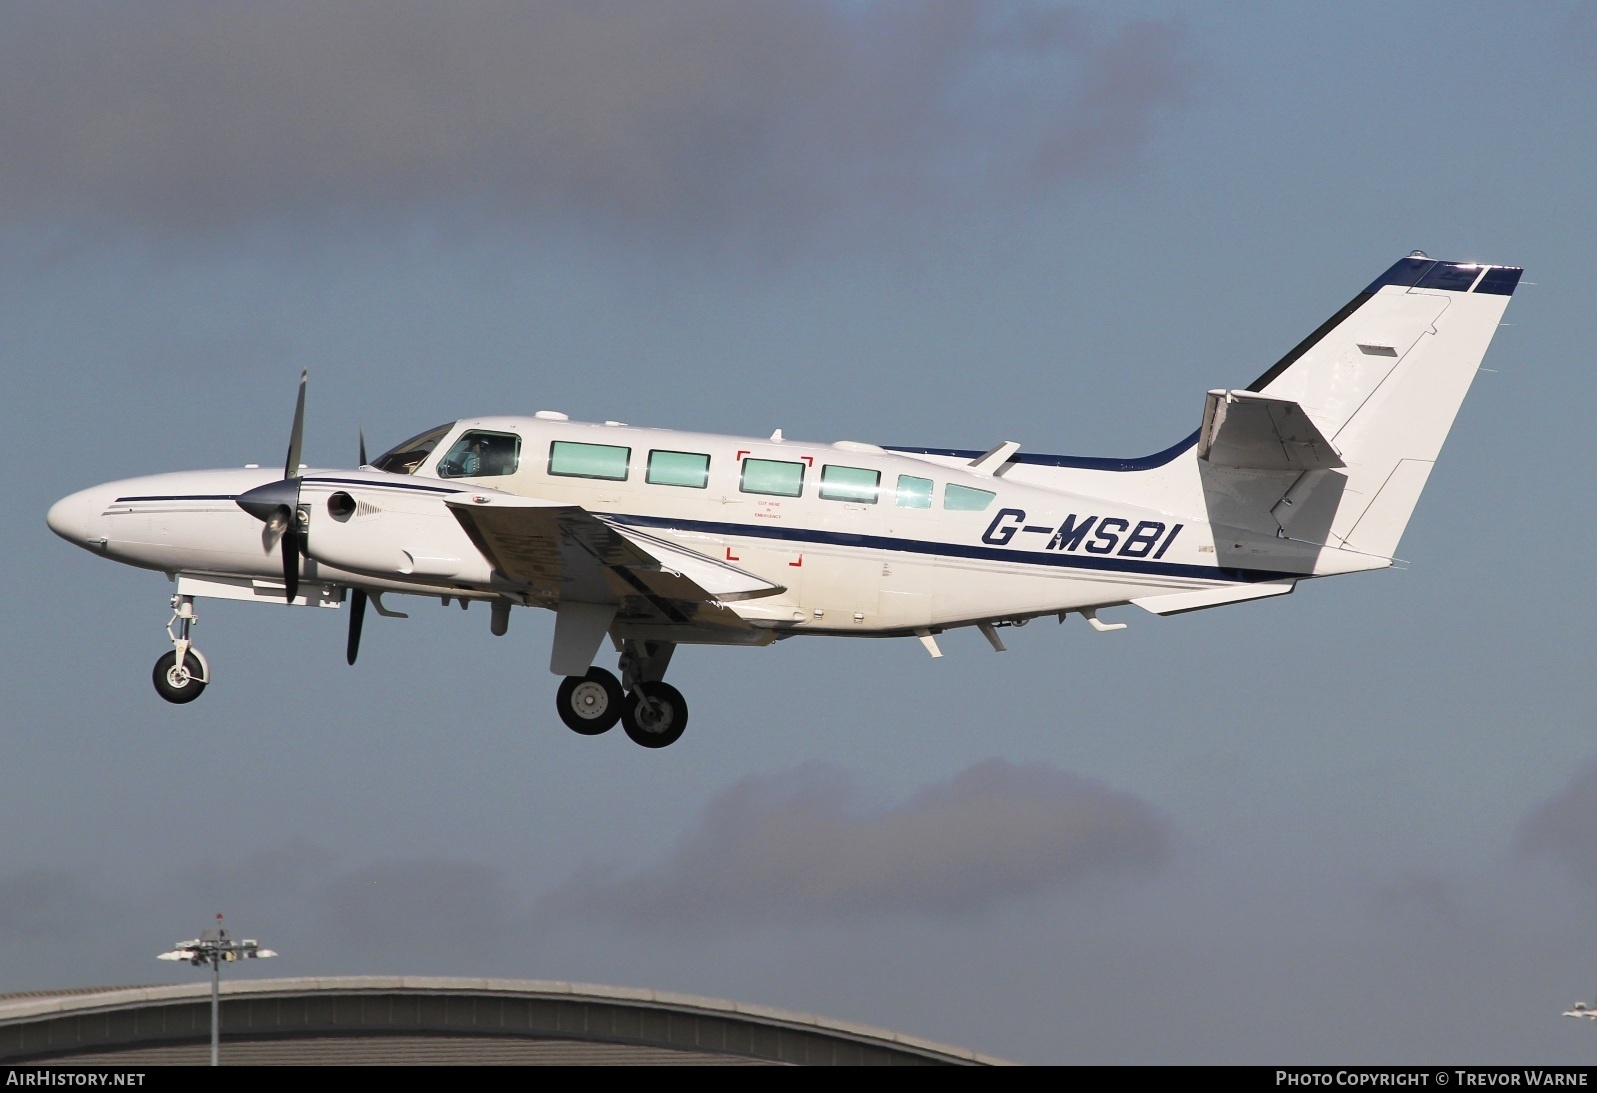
[444,495,761,630]
[605,522,785,601]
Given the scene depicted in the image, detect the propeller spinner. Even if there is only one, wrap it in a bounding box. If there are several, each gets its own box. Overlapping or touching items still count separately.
[234,373,372,664]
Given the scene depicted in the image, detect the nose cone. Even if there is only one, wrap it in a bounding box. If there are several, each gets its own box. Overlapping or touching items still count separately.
[47,486,111,550]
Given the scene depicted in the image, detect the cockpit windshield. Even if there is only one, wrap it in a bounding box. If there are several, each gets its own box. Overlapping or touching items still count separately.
[371,423,453,475]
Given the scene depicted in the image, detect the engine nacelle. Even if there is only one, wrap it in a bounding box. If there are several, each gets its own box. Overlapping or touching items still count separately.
[299,479,496,586]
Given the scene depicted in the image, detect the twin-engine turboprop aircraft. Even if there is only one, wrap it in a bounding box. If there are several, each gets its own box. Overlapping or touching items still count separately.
[48,252,1521,748]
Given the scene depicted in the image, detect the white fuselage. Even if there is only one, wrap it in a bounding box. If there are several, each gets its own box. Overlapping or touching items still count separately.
[48,414,1335,645]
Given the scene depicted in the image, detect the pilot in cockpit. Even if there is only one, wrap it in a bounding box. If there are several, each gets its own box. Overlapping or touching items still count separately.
[459,436,487,477]
[437,431,518,478]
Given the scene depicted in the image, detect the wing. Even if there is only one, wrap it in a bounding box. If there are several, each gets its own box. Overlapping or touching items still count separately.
[443,494,784,632]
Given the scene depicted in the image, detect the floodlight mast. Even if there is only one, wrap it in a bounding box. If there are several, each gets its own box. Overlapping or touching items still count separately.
[157,914,276,1066]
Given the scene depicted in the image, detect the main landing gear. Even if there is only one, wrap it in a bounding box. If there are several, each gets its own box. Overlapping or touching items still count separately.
[153,595,209,704]
[554,640,688,748]
[556,668,624,735]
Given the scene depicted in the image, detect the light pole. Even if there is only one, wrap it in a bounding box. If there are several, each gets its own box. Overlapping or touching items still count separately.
[158,914,276,1066]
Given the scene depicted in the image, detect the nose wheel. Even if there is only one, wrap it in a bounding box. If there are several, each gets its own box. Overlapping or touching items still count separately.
[153,594,209,704]
[153,650,207,704]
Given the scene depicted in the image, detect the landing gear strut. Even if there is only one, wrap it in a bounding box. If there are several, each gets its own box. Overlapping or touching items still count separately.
[618,640,686,748]
[153,595,209,704]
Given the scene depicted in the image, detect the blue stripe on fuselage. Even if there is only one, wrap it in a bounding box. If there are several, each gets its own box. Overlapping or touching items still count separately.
[113,494,241,503]
[606,513,1293,584]
[301,477,464,494]
[109,490,1293,584]
[114,478,466,505]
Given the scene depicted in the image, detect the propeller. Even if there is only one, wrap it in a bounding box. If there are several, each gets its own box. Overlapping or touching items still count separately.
[237,376,374,664]
[348,430,368,665]
[347,589,367,666]
[235,371,308,603]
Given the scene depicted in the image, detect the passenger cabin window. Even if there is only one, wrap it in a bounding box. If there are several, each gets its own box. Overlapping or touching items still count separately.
[372,423,453,475]
[647,450,710,488]
[895,475,933,509]
[740,457,805,497]
[548,441,630,481]
[944,483,996,511]
[436,430,521,478]
[820,465,880,504]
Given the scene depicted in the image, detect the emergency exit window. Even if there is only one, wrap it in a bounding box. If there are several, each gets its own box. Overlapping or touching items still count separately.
[740,458,805,497]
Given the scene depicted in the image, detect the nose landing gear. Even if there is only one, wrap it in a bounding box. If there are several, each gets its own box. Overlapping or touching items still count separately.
[153,595,209,704]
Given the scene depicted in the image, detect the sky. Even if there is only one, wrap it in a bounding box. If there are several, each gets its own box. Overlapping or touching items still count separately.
[2,1,1594,1065]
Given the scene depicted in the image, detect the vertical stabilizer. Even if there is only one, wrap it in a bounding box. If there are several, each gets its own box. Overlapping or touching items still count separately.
[1238,254,1520,559]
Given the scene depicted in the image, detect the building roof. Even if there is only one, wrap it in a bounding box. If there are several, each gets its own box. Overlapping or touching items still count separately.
[0,976,1007,1065]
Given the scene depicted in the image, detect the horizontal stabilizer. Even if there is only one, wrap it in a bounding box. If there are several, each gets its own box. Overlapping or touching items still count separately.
[1131,579,1296,616]
[1198,390,1344,472]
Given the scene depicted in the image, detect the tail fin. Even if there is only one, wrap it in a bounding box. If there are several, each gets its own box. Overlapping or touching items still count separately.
[1204,253,1520,560]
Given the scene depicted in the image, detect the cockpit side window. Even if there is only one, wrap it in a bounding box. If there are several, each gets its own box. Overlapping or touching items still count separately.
[437,430,522,479]
[372,423,453,475]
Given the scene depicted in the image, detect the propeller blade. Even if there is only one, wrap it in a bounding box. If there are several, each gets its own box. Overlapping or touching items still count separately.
[284,370,307,479]
[281,533,301,603]
[358,426,368,468]
[347,589,367,665]
[262,505,290,550]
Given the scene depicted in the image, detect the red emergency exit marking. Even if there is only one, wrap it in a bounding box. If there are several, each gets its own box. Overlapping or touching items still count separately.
[735,450,750,461]
[725,547,740,562]
[789,554,803,567]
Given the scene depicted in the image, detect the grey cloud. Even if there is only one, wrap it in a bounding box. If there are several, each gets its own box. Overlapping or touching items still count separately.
[1517,761,1597,885]
[316,859,526,963]
[0,868,113,943]
[0,2,1193,249]
[1364,872,1465,932]
[542,759,1172,927]
[0,757,1171,982]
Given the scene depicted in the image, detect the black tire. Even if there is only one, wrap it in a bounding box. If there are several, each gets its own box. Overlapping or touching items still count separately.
[152,650,207,704]
[556,668,623,735]
[620,682,688,749]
